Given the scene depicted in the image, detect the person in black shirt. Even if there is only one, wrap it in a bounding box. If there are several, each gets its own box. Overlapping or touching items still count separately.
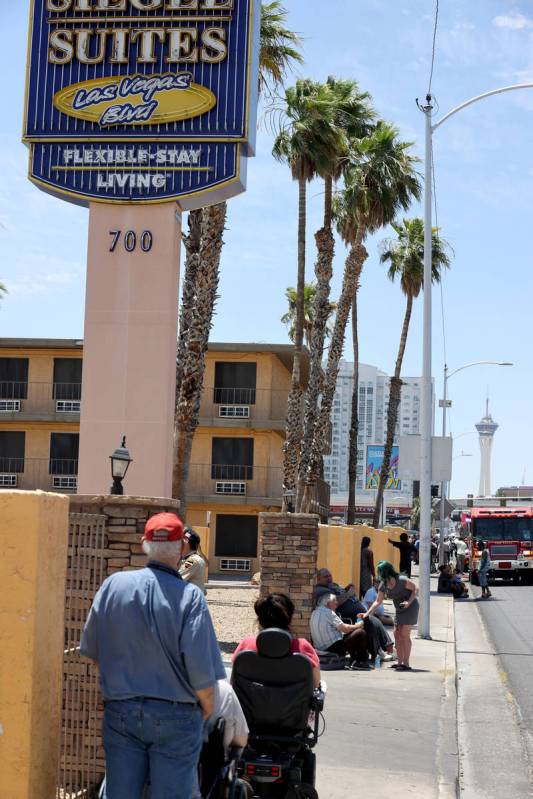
[389,532,414,577]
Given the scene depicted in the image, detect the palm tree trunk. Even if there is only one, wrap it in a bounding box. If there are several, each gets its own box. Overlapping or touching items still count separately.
[372,293,413,528]
[283,177,307,509]
[346,293,360,525]
[176,209,203,388]
[172,203,227,516]
[297,175,335,510]
[301,231,368,513]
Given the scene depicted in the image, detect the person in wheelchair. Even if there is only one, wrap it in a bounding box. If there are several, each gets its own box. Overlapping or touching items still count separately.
[232,600,325,799]
[233,593,321,688]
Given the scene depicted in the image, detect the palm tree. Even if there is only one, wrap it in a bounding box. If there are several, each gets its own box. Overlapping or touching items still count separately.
[173,204,226,516]
[259,1,303,96]
[281,283,336,348]
[300,121,422,514]
[297,78,374,509]
[273,78,350,506]
[346,296,359,524]
[371,218,451,527]
[173,2,303,512]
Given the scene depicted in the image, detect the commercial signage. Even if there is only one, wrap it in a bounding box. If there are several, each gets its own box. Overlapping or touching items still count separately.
[23,0,260,206]
[365,445,402,491]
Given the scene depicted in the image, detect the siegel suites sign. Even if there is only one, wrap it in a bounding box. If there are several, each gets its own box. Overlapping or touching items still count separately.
[23,0,260,206]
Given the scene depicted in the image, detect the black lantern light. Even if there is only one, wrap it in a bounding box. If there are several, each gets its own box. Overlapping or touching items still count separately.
[110,436,132,496]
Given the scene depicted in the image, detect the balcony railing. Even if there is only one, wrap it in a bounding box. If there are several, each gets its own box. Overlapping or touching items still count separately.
[213,387,257,405]
[187,463,330,515]
[188,463,283,502]
[0,382,81,417]
[199,386,294,425]
[0,458,78,492]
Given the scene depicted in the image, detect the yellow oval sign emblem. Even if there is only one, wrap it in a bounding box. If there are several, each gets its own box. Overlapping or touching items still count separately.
[53,73,216,127]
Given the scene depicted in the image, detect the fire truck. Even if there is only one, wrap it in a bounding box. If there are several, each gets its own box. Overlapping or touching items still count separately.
[468,507,533,582]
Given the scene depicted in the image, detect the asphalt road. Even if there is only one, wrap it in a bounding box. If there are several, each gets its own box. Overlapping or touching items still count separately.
[476,580,533,761]
[455,585,533,798]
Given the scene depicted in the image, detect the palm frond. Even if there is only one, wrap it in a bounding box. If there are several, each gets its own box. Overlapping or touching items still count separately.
[260,1,304,94]
[380,217,451,298]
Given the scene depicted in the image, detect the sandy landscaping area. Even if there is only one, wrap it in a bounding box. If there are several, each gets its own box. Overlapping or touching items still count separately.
[206,588,259,655]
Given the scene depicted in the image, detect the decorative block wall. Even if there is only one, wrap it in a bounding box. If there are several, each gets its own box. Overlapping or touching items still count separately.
[69,495,181,574]
[259,513,319,640]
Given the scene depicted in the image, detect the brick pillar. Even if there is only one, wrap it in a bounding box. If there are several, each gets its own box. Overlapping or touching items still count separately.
[259,513,319,640]
[69,495,180,576]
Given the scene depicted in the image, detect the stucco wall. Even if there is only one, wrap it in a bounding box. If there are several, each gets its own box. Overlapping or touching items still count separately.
[0,490,69,799]
[317,524,402,592]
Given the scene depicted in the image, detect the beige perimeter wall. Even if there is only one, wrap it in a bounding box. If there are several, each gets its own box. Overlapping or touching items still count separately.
[0,490,69,799]
[318,524,403,593]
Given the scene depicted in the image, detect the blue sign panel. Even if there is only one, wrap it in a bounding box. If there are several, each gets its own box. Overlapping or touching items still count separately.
[24,0,259,207]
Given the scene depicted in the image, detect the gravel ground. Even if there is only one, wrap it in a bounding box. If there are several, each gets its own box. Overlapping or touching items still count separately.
[207,588,259,656]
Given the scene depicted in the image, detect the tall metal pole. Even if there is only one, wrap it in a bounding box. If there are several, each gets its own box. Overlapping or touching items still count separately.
[419,99,433,639]
[415,80,533,636]
[438,364,448,566]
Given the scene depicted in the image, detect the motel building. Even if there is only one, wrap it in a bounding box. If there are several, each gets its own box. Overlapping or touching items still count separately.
[0,339,330,576]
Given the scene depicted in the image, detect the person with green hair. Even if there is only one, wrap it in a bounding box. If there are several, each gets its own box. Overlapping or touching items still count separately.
[360,560,419,671]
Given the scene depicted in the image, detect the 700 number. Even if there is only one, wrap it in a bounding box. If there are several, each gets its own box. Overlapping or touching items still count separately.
[109,230,153,253]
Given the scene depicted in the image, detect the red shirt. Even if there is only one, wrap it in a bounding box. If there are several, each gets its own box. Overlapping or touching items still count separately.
[233,635,320,670]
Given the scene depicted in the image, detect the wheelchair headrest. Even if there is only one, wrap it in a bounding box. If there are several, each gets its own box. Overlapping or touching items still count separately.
[256,628,292,658]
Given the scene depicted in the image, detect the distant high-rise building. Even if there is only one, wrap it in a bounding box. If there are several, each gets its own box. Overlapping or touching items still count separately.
[323,361,426,501]
[476,399,498,497]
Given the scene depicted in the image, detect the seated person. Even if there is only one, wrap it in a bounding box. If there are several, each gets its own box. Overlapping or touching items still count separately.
[314,568,367,622]
[450,572,469,599]
[363,582,394,626]
[233,592,321,688]
[438,564,453,593]
[310,593,372,670]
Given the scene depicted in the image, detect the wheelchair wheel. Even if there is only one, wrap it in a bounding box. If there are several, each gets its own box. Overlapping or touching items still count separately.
[286,785,319,799]
[229,778,254,799]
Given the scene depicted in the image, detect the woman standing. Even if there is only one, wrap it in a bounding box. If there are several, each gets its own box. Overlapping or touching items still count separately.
[362,560,419,671]
[360,536,375,599]
[478,540,492,599]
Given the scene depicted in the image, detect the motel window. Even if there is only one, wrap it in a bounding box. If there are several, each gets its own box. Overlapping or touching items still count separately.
[49,433,79,475]
[215,514,258,558]
[0,431,25,473]
[53,359,82,400]
[0,358,29,399]
[211,437,253,480]
[214,362,257,405]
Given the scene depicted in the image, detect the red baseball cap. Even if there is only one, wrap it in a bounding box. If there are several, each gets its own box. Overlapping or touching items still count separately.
[143,513,184,542]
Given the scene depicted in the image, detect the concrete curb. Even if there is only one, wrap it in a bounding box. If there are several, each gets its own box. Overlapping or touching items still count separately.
[438,594,460,799]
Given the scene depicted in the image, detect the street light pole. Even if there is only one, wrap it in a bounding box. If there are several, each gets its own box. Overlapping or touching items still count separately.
[418,80,533,639]
[419,97,434,639]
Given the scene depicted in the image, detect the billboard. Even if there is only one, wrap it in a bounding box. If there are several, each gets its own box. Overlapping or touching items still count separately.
[23,0,260,207]
[366,445,402,491]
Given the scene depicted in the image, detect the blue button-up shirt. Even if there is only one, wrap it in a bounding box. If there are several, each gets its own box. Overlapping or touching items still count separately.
[80,562,225,703]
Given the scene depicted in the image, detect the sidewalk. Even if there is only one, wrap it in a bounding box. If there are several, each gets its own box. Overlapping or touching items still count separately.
[314,586,458,798]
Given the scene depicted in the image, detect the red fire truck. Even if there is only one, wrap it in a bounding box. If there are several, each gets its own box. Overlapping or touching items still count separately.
[468,507,533,582]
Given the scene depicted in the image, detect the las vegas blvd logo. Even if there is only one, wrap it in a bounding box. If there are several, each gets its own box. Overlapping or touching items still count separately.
[54,73,216,126]
[24,0,259,205]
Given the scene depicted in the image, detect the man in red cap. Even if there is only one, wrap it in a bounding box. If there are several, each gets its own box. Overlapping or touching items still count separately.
[80,512,225,799]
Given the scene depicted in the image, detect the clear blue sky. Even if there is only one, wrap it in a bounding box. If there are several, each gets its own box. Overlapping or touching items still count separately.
[1,1,532,498]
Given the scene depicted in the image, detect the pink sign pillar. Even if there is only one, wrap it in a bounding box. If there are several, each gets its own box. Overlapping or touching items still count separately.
[78,203,181,498]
